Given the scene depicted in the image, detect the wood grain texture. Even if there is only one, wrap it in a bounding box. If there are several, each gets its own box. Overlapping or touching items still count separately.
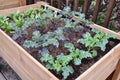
[0,0,26,10]
[0,2,120,80]
[112,60,120,80]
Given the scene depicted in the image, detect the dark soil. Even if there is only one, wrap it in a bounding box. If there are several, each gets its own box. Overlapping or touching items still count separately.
[1,16,119,80]
[13,23,119,80]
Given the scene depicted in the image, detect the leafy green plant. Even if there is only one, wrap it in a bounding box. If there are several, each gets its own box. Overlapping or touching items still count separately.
[64,43,92,65]
[23,28,65,48]
[9,12,24,27]
[77,28,116,57]
[0,15,11,31]
[23,8,37,19]
[41,53,73,79]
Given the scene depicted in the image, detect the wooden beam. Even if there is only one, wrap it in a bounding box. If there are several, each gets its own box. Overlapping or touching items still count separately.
[112,60,120,80]
[103,0,115,27]
[92,0,102,22]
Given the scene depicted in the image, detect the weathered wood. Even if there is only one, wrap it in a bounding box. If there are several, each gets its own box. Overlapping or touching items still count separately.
[103,0,115,27]
[92,0,102,22]
[0,2,120,80]
[112,60,120,80]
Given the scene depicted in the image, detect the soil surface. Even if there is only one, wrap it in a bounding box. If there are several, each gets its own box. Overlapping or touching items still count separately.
[1,14,119,80]
[14,23,119,80]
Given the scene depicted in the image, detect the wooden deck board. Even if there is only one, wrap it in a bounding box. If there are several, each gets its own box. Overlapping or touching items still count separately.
[0,57,21,80]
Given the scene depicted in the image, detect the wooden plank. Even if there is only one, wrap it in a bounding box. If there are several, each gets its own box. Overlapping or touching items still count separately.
[103,0,115,27]
[112,60,120,80]
[92,0,102,22]
[76,44,120,80]
[0,72,6,80]
[0,0,19,5]
[0,0,20,10]
[0,0,26,10]
[0,58,21,80]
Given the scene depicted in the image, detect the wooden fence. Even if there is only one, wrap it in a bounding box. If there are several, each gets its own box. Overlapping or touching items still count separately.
[27,0,119,28]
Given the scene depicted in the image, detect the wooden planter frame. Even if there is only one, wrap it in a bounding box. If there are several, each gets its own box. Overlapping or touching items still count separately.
[0,2,120,80]
[0,0,26,10]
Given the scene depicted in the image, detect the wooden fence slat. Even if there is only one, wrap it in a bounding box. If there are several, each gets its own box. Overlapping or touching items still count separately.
[92,0,102,22]
[83,0,92,15]
[50,0,53,6]
[103,0,115,27]
[57,0,61,9]
[73,0,79,11]
[66,0,69,6]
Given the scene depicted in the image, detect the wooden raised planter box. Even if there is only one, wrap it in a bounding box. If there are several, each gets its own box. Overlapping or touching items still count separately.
[0,0,26,10]
[0,2,120,80]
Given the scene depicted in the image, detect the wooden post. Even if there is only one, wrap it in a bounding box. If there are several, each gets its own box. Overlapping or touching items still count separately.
[73,0,79,11]
[66,0,69,6]
[92,0,101,22]
[50,0,53,6]
[57,0,61,8]
[83,0,92,15]
[19,0,26,6]
[112,60,120,80]
[103,0,115,27]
